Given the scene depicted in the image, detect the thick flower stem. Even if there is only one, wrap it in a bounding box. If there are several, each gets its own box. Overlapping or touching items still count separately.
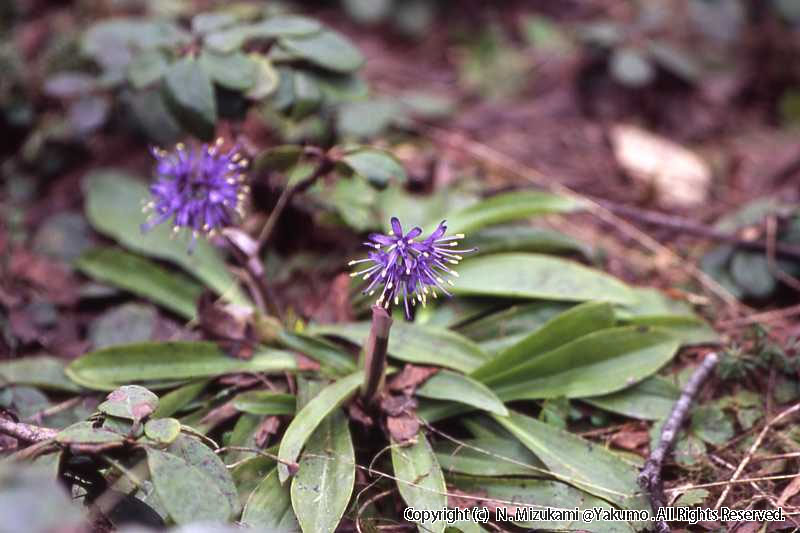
[361,306,393,404]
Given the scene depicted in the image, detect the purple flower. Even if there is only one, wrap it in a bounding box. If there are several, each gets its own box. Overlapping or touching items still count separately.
[141,139,249,250]
[349,217,476,319]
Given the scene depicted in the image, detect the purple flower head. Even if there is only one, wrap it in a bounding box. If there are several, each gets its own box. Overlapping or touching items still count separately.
[141,139,250,251]
[349,217,476,319]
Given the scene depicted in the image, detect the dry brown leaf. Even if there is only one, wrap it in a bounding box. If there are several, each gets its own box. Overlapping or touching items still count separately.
[611,124,711,208]
[777,472,800,507]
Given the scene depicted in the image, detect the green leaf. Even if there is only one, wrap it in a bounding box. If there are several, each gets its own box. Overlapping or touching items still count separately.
[452,253,636,304]
[241,468,300,532]
[66,342,297,390]
[147,447,233,524]
[153,380,210,418]
[492,326,680,401]
[309,322,489,373]
[730,252,776,298]
[279,30,365,73]
[163,57,217,140]
[89,303,156,349]
[691,406,734,446]
[252,15,321,38]
[463,225,591,257]
[254,145,304,173]
[341,148,407,187]
[144,418,181,444]
[391,432,447,533]
[56,422,125,444]
[77,247,202,320]
[167,434,241,517]
[416,371,507,416]
[277,371,363,482]
[0,356,80,392]
[276,331,357,376]
[493,410,646,509]
[444,191,582,234]
[291,70,322,119]
[232,452,277,505]
[245,55,279,100]
[232,391,296,415]
[191,12,238,35]
[448,475,637,532]
[472,301,615,383]
[624,315,719,346]
[83,171,250,308]
[583,376,680,420]
[337,99,400,138]
[98,385,159,421]
[290,396,355,533]
[435,437,542,476]
[199,50,257,91]
[127,50,168,89]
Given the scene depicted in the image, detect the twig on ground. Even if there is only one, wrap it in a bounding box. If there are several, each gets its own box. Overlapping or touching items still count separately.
[256,155,335,248]
[717,302,800,329]
[0,416,58,443]
[598,201,800,262]
[639,352,720,533]
[715,402,800,509]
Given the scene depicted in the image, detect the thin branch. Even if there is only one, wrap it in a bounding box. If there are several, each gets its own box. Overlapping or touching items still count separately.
[0,417,58,443]
[256,157,335,248]
[597,201,800,262]
[715,402,800,509]
[639,352,719,533]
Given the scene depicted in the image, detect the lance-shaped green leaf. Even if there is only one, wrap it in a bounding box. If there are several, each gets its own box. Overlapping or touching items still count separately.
[493,410,646,509]
[277,331,356,376]
[452,253,635,304]
[290,389,355,533]
[241,468,300,532]
[448,474,637,533]
[277,371,363,482]
[583,376,680,420]
[492,326,680,401]
[416,371,507,416]
[66,341,297,390]
[0,356,80,393]
[391,432,447,533]
[472,301,615,383]
[83,171,250,308]
[147,447,233,524]
[309,322,488,373]
[77,247,202,319]
[463,224,592,257]
[233,391,296,415]
[153,380,210,418]
[434,436,543,476]
[444,191,583,234]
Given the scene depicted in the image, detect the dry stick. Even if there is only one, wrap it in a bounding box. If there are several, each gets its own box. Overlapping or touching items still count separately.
[597,200,800,262]
[420,124,748,314]
[0,417,58,442]
[639,352,720,533]
[715,402,800,510]
[256,156,335,247]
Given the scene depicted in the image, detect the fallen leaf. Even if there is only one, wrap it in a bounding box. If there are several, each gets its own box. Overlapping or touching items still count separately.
[611,124,711,208]
[254,415,281,448]
[610,430,650,452]
[387,413,419,443]
[388,365,439,394]
[777,472,800,507]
